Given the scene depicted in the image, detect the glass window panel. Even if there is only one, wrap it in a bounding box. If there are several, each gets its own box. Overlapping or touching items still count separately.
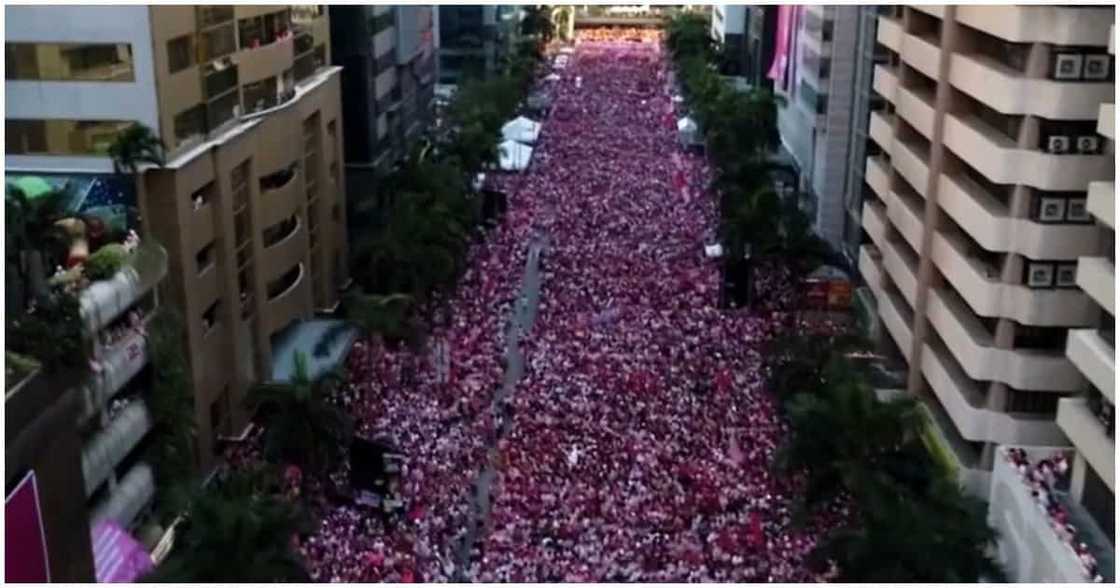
[5,42,133,81]
[199,24,236,62]
[206,89,239,130]
[173,104,207,145]
[167,35,195,74]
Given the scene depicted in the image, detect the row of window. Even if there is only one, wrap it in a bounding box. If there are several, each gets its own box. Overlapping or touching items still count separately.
[6,42,134,82]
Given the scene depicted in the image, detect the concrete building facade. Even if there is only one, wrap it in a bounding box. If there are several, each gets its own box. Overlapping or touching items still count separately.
[435,5,522,84]
[858,3,1113,495]
[6,4,349,483]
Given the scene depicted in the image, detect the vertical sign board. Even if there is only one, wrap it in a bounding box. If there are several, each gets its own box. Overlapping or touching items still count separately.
[5,471,50,582]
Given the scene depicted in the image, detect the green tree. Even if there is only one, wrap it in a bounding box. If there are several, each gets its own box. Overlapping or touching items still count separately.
[5,183,74,311]
[144,468,311,582]
[146,309,198,523]
[812,478,1005,582]
[343,292,417,355]
[774,371,927,519]
[246,352,352,479]
[666,12,718,62]
[107,123,165,176]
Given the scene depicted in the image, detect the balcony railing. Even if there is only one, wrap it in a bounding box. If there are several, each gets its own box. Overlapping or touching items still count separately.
[78,243,168,335]
[81,401,154,497]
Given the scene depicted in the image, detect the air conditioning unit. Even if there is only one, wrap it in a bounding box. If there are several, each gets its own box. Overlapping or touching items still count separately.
[1055,263,1079,287]
[1046,135,1071,154]
[1083,54,1111,81]
[1067,198,1090,222]
[1077,135,1101,154]
[1026,262,1056,288]
[1038,196,1067,222]
[1053,53,1084,80]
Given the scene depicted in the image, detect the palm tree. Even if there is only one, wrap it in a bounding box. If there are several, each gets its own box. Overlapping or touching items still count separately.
[246,352,353,479]
[343,291,416,356]
[107,123,165,176]
[765,331,873,406]
[143,468,311,582]
[811,479,1005,582]
[774,373,927,519]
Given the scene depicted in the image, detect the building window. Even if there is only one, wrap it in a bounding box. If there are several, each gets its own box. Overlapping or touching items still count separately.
[242,76,278,114]
[262,214,299,248]
[173,104,207,147]
[196,241,216,274]
[167,35,195,74]
[203,62,239,100]
[206,88,240,131]
[190,181,214,211]
[313,44,326,69]
[370,12,394,35]
[260,162,298,192]
[237,10,292,51]
[198,5,234,29]
[202,299,221,335]
[292,5,324,24]
[232,159,251,213]
[5,42,134,81]
[5,118,132,155]
[199,24,237,62]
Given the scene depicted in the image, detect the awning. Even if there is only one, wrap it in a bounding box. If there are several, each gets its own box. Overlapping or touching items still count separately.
[498,140,534,172]
[269,319,360,384]
[91,520,153,583]
[501,116,542,144]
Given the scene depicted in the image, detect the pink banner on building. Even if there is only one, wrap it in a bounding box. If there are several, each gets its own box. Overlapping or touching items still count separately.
[767,5,794,88]
[91,520,154,583]
[5,471,50,583]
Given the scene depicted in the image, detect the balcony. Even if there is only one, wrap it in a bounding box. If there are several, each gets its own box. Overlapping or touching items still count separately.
[79,244,168,335]
[948,53,1113,120]
[912,5,944,19]
[989,446,1114,582]
[1076,256,1115,315]
[926,288,1083,391]
[885,189,924,253]
[1058,398,1115,492]
[879,289,914,363]
[868,110,895,151]
[236,31,295,85]
[876,16,903,53]
[955,5,1114,46]
[262,216,307,281]
[881,238,920,307]
[865,156,891,200]
[922,343,1067,446]
[89,462,154,529]
[930,230,1098,326]
[892,139,931,197]
[259,166,303,230]
[1099,103,1115,140]
[917,395,992,496]
[859,244,886,296]
[942,113,1114,192]
[896,85,937,139]
[83,330,150,422]
[862,199,888,249]
[938,173,1104,259]
[81,401,154,497]
[901,33,942,81]
[375,67,396,101]
[1067,329,1116,402]
[873,64,899,101]
[264,263,308,335]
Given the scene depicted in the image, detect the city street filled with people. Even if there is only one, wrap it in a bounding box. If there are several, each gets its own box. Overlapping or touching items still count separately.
[239,28,843,582]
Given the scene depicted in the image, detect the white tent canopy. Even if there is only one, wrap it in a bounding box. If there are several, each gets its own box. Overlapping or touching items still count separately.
[502,116,542,144]
[677,116,700,146]
[498,140,533,172]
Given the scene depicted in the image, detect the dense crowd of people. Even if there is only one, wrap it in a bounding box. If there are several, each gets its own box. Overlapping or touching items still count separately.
[1003,448,1104,582]
[225,28,839,582]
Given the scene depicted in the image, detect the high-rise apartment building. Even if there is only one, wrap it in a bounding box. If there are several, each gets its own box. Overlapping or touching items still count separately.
[330,4,435,182]
[772,6,887,255]
[6,5,350,482]
[855,8,1115,577]
[435,5,522,84]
